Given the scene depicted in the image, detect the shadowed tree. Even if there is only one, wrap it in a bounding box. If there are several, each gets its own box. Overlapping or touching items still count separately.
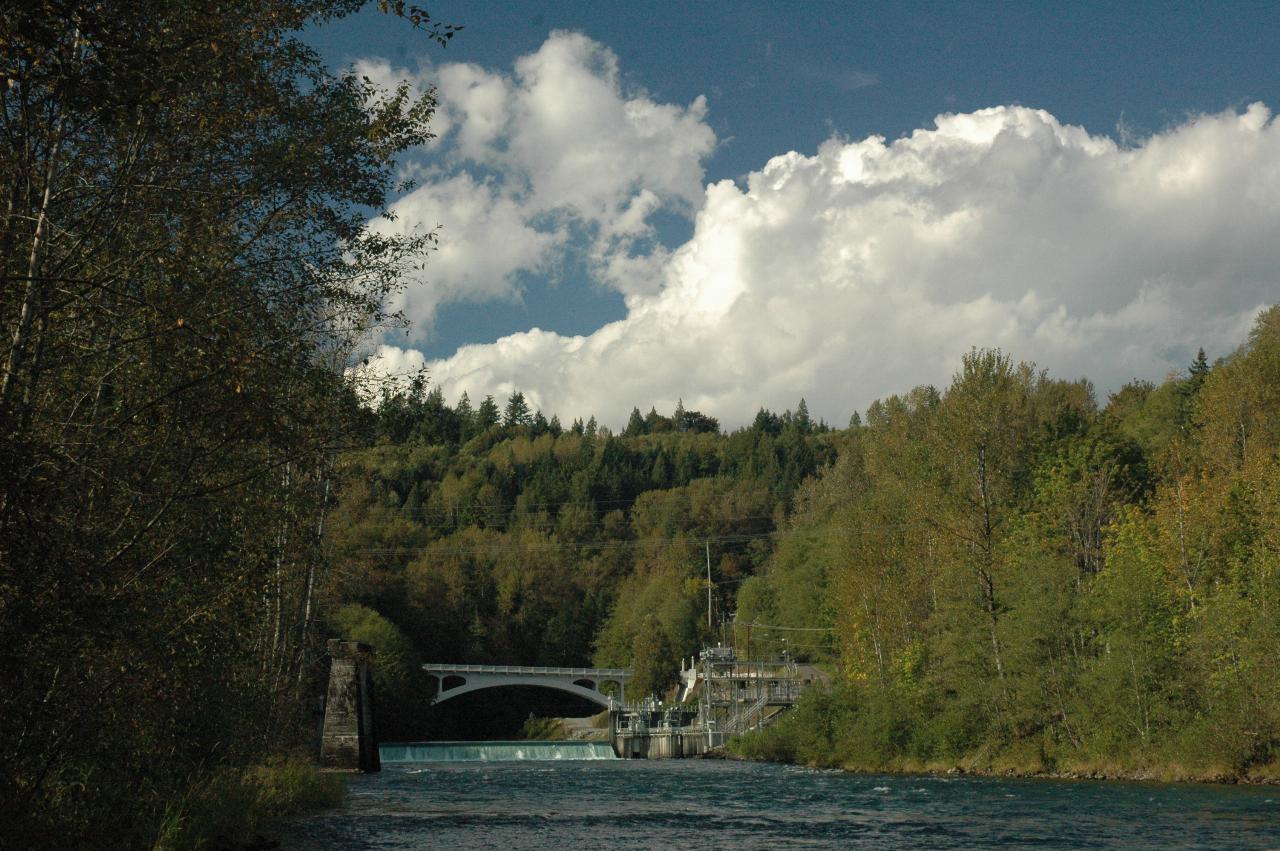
[0,1,444,844]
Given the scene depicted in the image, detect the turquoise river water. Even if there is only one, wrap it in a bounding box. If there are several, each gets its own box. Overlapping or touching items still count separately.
[277,742,1280,849]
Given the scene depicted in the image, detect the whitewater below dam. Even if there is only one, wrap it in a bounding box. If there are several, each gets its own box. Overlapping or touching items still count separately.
[278,742,1280,849]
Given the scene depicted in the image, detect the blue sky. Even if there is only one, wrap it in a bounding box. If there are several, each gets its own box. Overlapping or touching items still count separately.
[307,2,1280,426]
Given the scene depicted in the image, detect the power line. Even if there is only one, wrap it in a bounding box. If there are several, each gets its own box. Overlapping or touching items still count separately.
[359,496,646,515]
[343,531,780,557]
[349,509,780,533]
[344,495,780,522]
[334,514,945,562]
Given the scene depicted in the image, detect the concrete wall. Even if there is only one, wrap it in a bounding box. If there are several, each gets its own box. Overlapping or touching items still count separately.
[613,730,708,759]
[319,639,380,772]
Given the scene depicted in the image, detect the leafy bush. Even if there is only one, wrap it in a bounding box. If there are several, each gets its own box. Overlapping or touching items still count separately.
[154,756,344,850]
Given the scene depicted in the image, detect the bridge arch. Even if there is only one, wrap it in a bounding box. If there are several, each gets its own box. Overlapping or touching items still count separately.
[423,664,633,708]
[431,677,612,708]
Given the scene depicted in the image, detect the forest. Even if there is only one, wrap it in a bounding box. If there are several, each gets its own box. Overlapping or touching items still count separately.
[326,389,835,735]
[729,317,1280,781]
[330,308,1280,784]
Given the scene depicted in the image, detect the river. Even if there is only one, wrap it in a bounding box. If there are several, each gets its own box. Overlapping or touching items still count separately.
[278,743,1280,849]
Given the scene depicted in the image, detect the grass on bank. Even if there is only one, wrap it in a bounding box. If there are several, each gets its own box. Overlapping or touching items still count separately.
[153,754,345,850]
[727,686,1280,785]
[519,710,613,741]
[519,716,566,740]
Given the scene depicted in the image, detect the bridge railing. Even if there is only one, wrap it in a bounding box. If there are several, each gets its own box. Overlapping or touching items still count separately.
[422,663,632,678]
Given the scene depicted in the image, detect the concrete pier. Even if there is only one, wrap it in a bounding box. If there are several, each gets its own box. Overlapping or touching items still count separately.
[609,705,709,759]
[319,639,380,772]
[613,729,709,759]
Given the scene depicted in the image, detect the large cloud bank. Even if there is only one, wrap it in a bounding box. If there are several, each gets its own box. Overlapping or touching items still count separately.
[363,34,1279,428]
[360,31,714,324]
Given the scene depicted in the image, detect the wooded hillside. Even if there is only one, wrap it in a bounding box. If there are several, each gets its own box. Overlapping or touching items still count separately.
[330,308,1280,781]
[735,308,1280,779]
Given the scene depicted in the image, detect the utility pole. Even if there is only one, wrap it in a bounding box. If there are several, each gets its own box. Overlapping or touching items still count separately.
[706,540,713,633]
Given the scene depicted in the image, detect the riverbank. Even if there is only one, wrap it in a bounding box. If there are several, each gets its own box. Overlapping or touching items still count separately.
[520,712,611,742]
[153,755,345,850]
[724,736,1280,786]
[843,758,1280,786]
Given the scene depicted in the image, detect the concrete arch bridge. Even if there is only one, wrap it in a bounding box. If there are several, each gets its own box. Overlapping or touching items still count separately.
[423,663,633,708]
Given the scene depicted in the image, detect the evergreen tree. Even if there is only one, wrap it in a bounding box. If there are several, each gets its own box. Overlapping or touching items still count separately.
[645,406,671,433]
[752,408,783,436]
[650,450,673,487]
[504,391,532,428]
[477,395,500,430]
[1175,348,1212,427]
[455,391,476,440]
[794,398,812,434]
[414,384,458,444]
[1190,347,1211,379]
[671,399,719,434]
[625,406,647,437]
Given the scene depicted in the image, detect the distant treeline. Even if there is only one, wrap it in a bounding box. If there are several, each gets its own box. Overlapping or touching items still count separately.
[733,308,1280,781]
[332,309,1280,783]
[326,389,834,735]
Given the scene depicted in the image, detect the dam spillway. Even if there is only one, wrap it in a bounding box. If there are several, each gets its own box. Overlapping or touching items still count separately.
[379,740,616,763]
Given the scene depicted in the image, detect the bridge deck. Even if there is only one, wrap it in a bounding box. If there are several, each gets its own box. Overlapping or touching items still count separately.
[422,663,631,677]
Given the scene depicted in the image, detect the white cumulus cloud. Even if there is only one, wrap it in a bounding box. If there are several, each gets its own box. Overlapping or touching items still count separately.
[401,101,1279,428]
[360,31,717,337]
[347,344,429,401]
[372,173,564,322]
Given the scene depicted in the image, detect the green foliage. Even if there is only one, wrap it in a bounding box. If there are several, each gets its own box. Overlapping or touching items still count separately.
[324,396,828,702]
[731,686,858,766]
[736,530,837,661]
[628,615,682,698]
[592,540,704,673]
[503,391,532,428]
[733,318,1280,780]
[0,1,442,843]
[154,755,345,850]
[325,311,1280,783]
[518,716,567,740]
[328,604,431,740]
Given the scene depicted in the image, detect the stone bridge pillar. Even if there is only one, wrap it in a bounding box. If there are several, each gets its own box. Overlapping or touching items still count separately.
[319,639,380,772]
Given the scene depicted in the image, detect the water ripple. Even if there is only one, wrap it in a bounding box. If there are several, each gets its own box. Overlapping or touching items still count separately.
[277,757,1280,850]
